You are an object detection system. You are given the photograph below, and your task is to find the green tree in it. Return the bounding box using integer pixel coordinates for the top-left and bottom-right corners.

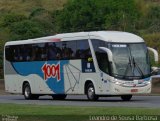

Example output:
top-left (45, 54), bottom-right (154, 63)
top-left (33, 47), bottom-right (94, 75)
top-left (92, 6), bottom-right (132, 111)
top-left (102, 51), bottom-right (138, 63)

top-left (95, 0), bottom-right (141, 32)
top-left (1, 11), bottom-right (54, 41)
top-left (54, 0), bottom-right (140, 33)
top-left (29, 7), bottom-right (55, 35)
top-left (9, 20), bottom-right (46, 40)
top-left (54, 0), bottom-right (105, 33)
top-left (2, 13), bottom-right (27, 27)
top-left (145, 6), bottom-right (160, 33)
top-left (0, 40), bottom-right (7, 78)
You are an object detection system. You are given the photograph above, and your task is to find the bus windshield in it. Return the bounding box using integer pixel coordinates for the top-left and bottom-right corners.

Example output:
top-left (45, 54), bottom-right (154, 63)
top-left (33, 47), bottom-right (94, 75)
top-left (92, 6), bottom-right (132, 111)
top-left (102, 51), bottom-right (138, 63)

top-left (109, 43), bottom-right (151, 79)
top-left (91, 40), bottom-right (151, 80)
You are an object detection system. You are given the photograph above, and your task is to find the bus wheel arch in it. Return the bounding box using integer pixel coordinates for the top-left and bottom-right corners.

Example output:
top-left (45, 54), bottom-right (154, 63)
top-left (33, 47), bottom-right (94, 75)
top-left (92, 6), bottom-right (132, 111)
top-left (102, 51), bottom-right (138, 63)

top-left (22, 81), bottom-right (29, 95)
top-left (22, 81), bottom-right (39, 100)
top-left (84, 80), bottom-right (99, 101)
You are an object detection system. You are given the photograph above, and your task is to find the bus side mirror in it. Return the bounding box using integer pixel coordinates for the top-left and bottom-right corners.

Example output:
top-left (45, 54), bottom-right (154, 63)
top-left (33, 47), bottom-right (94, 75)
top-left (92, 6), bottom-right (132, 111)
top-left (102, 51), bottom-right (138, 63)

top-left (147, 47), bottom-right (158, 63)
top-left (151, 66), bottom-right (159, 75)
top-left (99, 47), bottom-right (113, 62)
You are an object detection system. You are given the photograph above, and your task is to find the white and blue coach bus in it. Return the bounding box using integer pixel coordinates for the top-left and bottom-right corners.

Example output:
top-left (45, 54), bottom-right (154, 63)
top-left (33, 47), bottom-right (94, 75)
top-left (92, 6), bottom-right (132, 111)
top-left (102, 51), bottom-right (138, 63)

top-left (4, 31), bottom-right (159, 101)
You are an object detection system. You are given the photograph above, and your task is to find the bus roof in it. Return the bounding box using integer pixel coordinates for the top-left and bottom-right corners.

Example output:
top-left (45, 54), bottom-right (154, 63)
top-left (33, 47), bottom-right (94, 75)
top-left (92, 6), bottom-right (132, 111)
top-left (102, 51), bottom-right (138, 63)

top-left (5, 31), bottom-right (144, 46)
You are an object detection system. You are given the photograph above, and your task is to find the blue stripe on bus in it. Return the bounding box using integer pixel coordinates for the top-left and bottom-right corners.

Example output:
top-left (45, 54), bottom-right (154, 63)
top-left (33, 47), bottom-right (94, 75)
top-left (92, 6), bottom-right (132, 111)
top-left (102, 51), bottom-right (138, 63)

top-left (12, 60), bottom-right (69, 94)
top-left (143, 77), bottom-right (151, 81)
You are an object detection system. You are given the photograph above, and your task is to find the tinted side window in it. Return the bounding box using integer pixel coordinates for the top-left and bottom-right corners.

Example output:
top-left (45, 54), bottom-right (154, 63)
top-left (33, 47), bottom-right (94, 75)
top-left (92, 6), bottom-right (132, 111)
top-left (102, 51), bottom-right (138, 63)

top-left (76, 40), bottom-right (91, 59)
top-left (61, 41), bottom-right (76, 59)
top-left (92, 39), bottom-right (109, 74)
top-left (31, 43), bottom-right (47, 61)
top-left (5, 40), bottom-right (92, 62)
top-left (47, 42), bottom-right (62, 60)
top-left (5, 45), bottom-right (25, 62)
top-left (19, 44), bottom-right (32, 61)
top-left (5, 46), bottom-right (14, 61)
top-left (92, 39), bottom-right (106, 51)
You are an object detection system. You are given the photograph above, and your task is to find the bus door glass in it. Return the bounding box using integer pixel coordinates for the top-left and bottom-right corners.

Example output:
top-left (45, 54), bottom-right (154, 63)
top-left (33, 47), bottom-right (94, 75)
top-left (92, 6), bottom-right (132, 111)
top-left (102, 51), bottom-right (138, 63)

top-left (77, 40), bottom-right (95, 73)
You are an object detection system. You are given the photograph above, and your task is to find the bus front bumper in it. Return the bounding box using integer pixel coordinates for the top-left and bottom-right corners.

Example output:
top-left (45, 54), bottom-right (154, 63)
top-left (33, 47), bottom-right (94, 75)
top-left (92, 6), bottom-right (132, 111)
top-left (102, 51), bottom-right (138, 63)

top-left (109, 80), bottom-right (151, 95)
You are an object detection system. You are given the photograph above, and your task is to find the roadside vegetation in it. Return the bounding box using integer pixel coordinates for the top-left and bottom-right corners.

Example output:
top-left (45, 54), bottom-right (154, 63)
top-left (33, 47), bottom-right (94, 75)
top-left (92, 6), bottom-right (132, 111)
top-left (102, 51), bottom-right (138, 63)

top-left (0, 0), bottom-right (160, 78)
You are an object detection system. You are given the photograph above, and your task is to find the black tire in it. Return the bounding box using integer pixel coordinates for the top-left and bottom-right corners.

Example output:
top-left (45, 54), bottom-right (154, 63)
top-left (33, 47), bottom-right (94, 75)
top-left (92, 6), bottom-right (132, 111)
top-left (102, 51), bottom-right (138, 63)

top-left (121, 95), bottom-right (132, 101)
top-left (52, 94), bottom-right (67, 100)
top-left (86, 83), bottom-right (98, 101)
top-left (23, 83), bottom-right (39, 100)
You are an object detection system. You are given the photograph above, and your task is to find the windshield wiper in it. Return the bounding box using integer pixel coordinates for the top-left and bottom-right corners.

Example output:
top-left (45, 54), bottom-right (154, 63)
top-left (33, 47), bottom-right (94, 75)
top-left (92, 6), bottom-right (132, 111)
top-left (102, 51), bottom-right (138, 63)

top-left (123, 56), bottom-right (144, 79)
top-left (123, 57), bottom-right (132, 79)
top-left (132, 57), bottom-right (144, 78)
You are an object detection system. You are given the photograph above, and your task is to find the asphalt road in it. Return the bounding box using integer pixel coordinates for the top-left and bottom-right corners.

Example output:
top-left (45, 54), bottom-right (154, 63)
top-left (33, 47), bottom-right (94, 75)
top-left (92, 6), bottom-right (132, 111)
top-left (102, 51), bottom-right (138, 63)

top-left (0, 95), bottom-right (160, 108)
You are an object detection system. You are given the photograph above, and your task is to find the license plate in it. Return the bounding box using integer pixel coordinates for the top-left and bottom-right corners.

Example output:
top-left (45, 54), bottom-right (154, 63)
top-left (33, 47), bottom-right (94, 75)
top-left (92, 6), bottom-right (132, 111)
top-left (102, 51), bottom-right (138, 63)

top-left (131, 89), bottom-right (138, 92)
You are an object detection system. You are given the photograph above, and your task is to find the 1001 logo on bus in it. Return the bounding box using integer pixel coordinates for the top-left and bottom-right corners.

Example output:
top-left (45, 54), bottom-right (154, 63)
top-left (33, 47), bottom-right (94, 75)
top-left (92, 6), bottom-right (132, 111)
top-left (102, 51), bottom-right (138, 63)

top-left (42, 63), bottom-right (61, 81)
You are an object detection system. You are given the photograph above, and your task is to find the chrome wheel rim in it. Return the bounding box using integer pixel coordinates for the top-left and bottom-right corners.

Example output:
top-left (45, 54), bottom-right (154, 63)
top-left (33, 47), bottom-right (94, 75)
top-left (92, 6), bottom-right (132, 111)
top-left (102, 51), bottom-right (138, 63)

top-left (88, 87), bottom-right (94, 99)
top-left (25, 86), bottom-right (30, 98)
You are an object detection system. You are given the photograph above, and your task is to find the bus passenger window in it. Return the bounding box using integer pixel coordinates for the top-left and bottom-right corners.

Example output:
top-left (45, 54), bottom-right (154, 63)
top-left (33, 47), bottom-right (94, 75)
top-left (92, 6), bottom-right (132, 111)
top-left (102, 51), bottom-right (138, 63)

top-left (13, 47), bottom-right (18, 61)
top-left (36, 47), bottom-right (41, 60)
top-left (30, 43), bottom-right (46, 61)
top-left (55, 42), bottom-right (62, 59)
top-left (5, 46), bottom-right (14, 62)
top-left (47, 43), bottom-right (57, 60)
top-left (47, 42), bottom-right (62, 60)
top-left (36, 48), bottom-right (40, 61)
top-left (62, 42), bottom-right (74, 59)
top-left (31, 45), bottom-right (38, 61)
top-left (76, 40), bottom-right (91, 59)
top-left (23, 45), bottom-right (31, 61)
top-left (19, 45), bottom-right (31, 61)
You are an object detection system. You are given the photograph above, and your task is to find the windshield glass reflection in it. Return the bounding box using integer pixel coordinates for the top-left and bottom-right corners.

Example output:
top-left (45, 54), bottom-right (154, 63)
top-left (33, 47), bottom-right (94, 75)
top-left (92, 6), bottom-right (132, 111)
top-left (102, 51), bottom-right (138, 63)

top-left (109, 43), bottom-right (150, 79)
top-left (92, 39), bottom-right (151, 80)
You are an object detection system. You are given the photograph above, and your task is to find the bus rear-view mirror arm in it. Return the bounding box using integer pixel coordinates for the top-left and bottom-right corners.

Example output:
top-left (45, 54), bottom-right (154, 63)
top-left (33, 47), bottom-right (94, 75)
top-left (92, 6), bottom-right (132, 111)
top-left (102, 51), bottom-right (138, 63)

top-left (99, 47), bottom-right (113, 62)
top-left (147, 47), bottom-right (158, 63)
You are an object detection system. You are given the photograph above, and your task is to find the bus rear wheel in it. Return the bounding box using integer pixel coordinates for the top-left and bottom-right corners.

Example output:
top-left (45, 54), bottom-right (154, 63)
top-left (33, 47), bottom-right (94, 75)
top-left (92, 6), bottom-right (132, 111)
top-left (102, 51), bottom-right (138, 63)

top-left (52, 94), bottom-right (67, 100)
top-left (23, 83), bottom-right (39, 100)
top-left (87, 83), bottom-right (98, 101)
top-left (121, 95), bottom-right (132, 101)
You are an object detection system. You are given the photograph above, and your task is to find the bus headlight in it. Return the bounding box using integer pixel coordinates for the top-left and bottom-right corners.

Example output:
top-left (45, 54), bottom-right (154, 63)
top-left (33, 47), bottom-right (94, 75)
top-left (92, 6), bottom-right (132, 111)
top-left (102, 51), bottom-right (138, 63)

top-left (115, 81), bottom-right (121, 85)
top-left (146, 81), bottom-right (151, 84)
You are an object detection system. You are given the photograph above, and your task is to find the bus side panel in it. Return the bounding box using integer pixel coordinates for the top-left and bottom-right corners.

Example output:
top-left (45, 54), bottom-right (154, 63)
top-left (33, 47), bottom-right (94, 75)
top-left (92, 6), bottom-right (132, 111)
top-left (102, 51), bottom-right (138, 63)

top-left (4, 60), bottom-right (23, 93)
top-left (5, 58), bottom-right (110, 95)
top-left (5, 74), bottom-right (54, 95)
top-left (5, 75), bottom-right (19, 93)
top-left (32, 74), bottom-right (53, 94)
top-left (80, 73), bottom-right (104, 95)
top-left (5, 59), bottom-right (79, 95)
top-left (15, 61), bottom-right (67, 94)
top-left (63, 60), bottom-right (104, 95)
top-left (64, 60), bottom-right (81, 94)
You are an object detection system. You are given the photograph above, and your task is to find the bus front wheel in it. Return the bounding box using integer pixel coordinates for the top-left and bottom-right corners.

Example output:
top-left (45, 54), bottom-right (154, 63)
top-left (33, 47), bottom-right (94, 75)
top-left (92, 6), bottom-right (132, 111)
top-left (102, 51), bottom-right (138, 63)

top-left (121, 95), bottom-right (132, 101)
top-left (87, 83), bottom-right (98, 101)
